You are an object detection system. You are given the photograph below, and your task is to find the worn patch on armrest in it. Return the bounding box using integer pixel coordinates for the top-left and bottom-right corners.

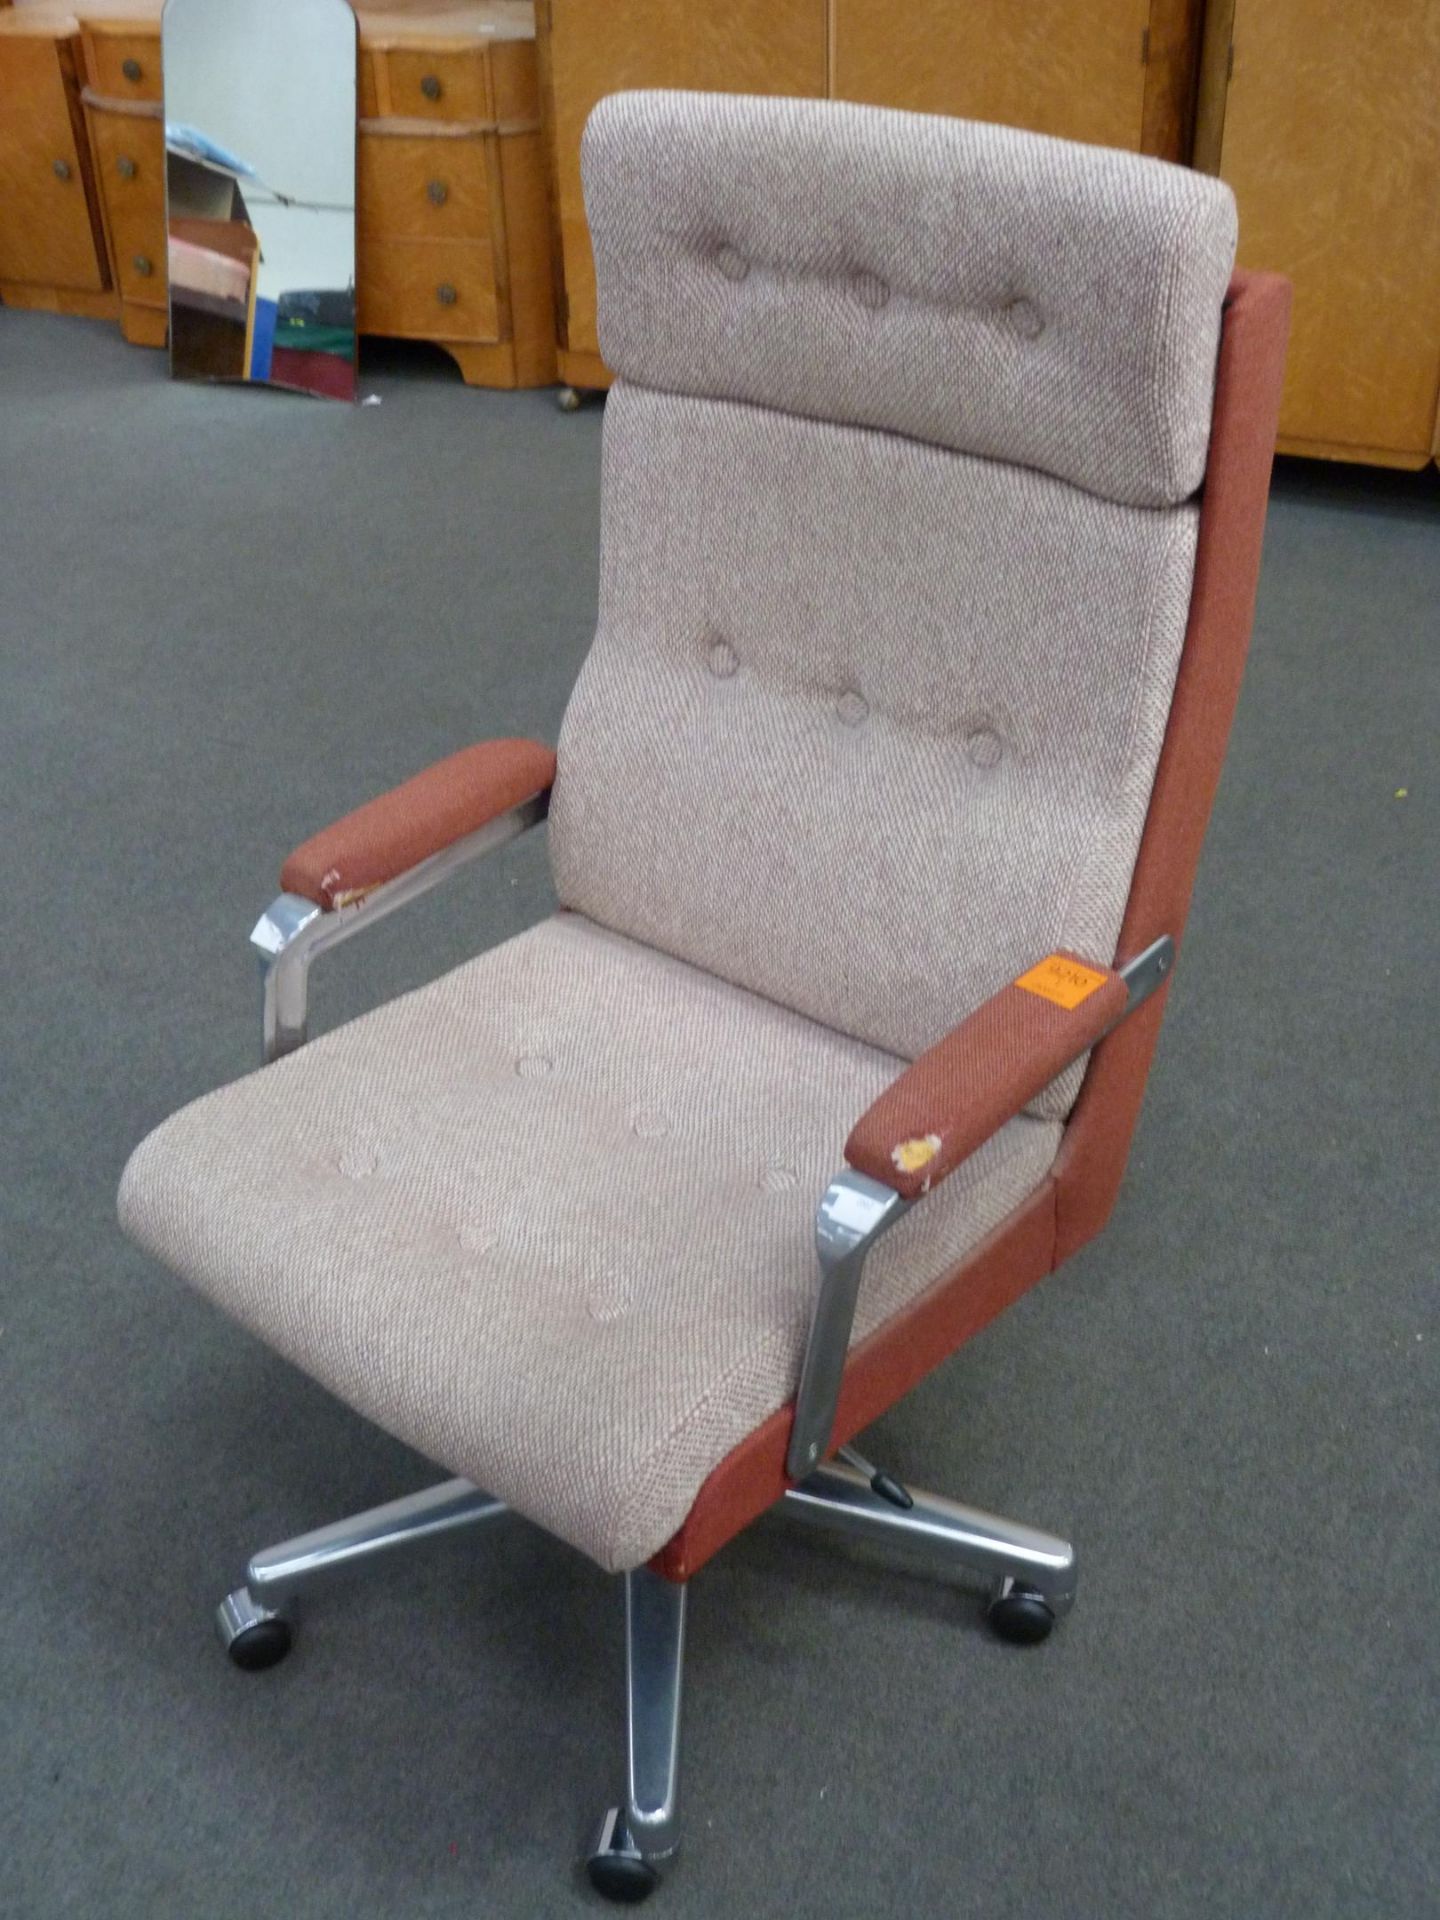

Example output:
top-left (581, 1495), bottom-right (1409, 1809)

top-left (1013, 954), bottom-right (1110, 1010)
top-left (891, 1134), bottom-right (941, 1176)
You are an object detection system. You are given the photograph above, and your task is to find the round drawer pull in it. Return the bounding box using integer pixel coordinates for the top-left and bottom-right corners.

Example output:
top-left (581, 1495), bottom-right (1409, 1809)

top-left (121, 57), bottom-right (143, 81)
top-left (420, 73), bottom-right (442, 101)
top-left (117, 155), bottom-right (137, 181)
top-left (133, 254), bottom-right (153, 278)
top-left (427, 179), bottom-right (448, 206)
top-left (53, 158), bottom-right (72, 182)
top-left (436, 282), bottom-right (458, 306)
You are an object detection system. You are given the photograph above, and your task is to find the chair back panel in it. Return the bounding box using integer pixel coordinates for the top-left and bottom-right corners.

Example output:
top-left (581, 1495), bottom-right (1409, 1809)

top-left (553, 385), bottom-right (1198, 1102)
top-left (551, 92), bottom-right (1238, 1109)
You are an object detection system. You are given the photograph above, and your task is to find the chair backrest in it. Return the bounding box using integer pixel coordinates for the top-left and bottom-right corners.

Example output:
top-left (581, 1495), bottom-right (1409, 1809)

top-left (549, 91), bottom-right (1238, 1119)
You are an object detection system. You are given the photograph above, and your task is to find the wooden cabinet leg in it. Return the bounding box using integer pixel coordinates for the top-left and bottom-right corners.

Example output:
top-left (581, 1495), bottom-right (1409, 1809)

top-left (120, 302), bottom-right (167, 348)
top-left (437, 339), bottom-right (517, 388)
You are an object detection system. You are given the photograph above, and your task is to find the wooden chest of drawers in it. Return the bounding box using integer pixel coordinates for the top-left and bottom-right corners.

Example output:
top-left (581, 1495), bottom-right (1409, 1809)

top-left (0, 7), bottom-right (115, 323)
top-left (0, 0), bottom-right (555, 388)
top-left (355, 3), bottom-right (555, 386)
top-left (77, 12), bottom-right (166, 345)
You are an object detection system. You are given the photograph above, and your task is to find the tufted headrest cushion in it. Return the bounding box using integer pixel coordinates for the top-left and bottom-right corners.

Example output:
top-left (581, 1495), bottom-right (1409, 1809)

top-left (583, 91), bottom-right (1238, 507)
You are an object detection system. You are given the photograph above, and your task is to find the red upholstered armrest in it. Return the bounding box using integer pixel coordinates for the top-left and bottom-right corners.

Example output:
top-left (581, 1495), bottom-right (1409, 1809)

top-left (845, 952), bottom-right (1129, 1199)
top-left (280, 738), bottom-right (556, 911)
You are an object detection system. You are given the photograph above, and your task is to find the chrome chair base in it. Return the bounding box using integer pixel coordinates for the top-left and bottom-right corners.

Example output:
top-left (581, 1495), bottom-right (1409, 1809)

top-left (214, 1457), bottom-right (1074, 1902)
top-left (780, 1458), bottom-right (1077, 1627)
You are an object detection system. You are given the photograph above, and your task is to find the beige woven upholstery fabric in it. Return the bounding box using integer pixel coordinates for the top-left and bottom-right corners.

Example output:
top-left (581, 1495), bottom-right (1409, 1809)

top-left (583, 91), bottom-right (1236, 507)
top-left (550, 387), bottom-right (1198, 1115)
top-left (119, 916), bottom-right (1060, 1572)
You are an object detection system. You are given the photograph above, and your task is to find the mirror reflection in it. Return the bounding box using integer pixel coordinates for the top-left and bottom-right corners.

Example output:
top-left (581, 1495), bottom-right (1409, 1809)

top-left (163, 0), bottom-right (358, 400)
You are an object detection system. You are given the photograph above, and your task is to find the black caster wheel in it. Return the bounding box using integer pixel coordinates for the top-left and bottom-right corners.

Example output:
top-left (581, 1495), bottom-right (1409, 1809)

top-left (587, 1808), bottom-right (659, 1904)
top-left (227, 1616), bottom-right (293, 1671)
top-left (586, 1851), bottom-right (657, 1904)
top-left (987, 1583), bottom-right (1056, 1646)
top-left (216, 1589), bottom-right (293, 1670)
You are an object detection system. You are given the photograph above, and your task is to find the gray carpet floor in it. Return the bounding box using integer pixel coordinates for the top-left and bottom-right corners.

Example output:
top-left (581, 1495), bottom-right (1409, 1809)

top-left (2, 308), bottom-right (1436, 1920)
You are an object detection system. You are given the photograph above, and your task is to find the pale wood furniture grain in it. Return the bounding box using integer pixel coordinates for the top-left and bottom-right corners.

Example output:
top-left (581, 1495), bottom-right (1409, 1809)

top-left (1195, 0), bottom-right (1440, 467)
top-left (537, 0), bottom-right (1205, 397)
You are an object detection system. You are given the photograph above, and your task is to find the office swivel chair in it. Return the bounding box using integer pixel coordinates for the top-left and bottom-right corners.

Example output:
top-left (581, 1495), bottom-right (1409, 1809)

top-left (120, 91), bottom-right (1290, 1902)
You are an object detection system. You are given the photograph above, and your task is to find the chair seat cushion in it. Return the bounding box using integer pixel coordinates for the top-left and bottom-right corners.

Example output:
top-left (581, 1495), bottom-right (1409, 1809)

top-left (119, 914), bottom-right (1060, 1570)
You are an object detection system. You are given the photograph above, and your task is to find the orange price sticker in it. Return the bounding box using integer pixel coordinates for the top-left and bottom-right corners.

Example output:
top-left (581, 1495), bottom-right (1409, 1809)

top-left (1014, 953), bottom-right (1110, 1010)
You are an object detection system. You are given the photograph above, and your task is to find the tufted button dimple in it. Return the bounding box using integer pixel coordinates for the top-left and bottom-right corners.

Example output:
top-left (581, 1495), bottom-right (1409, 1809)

top-left (707, 639), bottom-right (739, 679)
top-left (1004, 296), bottom-right (1044, 340)
top-left (714, 244), bottom-right (749, 283)
top-left (338, 1144), bottom-right (379, 1179)
top-left (966, 725), bottom-right (1005, 769)
top-left (835, 690), bottom-right (869, 728)
top-left (631, 1109), bottom-right (672, 1141)
top-left (516, 1052), bottom-right (553, 1079)
top-left (456, 1223), bottom-right (498, 1256)
top-left (850, 271), bottom-right (890, 312)
top-left (759, 1165), bottom-right (798, 1193)
top-left (586, 1256), bottom-right (636, 1322)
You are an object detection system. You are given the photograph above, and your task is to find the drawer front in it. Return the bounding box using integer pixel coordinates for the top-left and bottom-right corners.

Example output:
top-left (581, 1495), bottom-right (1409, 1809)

top-left (381, 48), bottom-right (489, 123)
top-left (0, 37), bottom-right (106, 291)
top-left (86, 30), bottom-right (162, 103)
top-left (89, 110), bottom-right (166, 304)
top-left (358, 134), bottom-right (493, 243)
top-left (359, 237), bottom-right (500, 343)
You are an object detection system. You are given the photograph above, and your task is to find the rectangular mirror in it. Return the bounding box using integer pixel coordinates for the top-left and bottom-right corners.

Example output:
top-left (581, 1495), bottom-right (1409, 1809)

top-left (163, 0), bottom-right (358, 401)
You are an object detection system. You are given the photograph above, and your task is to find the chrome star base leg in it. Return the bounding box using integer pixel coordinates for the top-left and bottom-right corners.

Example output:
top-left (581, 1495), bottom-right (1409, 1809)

top-left (781, 1459), bottom-right (1077, 1643)
top-left (216, 1477), bottom-right (507, 1669)
top-left (587, 1567), bottom-right (687, 1905)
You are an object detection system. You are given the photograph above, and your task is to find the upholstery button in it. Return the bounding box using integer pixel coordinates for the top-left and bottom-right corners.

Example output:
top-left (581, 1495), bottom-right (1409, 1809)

top-left (338, 1144), bottom-right (378, 1179)
top-left (850, 271), bottom-right (890, 311)
top-left (714, 244), bottom-right (749, 283)
top-left (1005, 297), bottom-right (1044, 340)
top-left (966, 726), bottom-right (1005, 768)
top-left (708, 639), bottom-right (738, 679)
top-left (759, 1165), bottom-right (798, 1193)
top-left (516, 1052), bottom-right (553, 1079)
top-left (456, 1223), bottom-right (497, 1256)
top-left (836, 690), bottom-right (869, 727)
top-left (631, 1109), bottom-right (672, 1140)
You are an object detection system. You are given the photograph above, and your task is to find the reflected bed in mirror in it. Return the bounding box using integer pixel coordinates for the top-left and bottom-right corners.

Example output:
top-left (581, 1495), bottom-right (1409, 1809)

top-left (163, 0), bottom-right (358, 401)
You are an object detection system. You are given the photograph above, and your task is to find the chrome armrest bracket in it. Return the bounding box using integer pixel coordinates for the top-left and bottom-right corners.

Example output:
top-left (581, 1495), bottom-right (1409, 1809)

top-left (1118, 934), bottom-right (1174, 1013)
top-left (786, 1170), bottom-right (910, 1481)
top-left (784, 934), bottom-right (1176, 1480)
top-left (249, 792), bottom-right (550, 1063)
